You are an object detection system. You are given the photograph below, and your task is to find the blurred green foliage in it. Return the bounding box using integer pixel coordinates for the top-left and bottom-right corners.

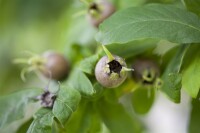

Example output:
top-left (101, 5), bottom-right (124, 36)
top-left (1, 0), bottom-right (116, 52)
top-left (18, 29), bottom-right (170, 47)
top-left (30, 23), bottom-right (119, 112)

top-left (0, 0), bottom-right (181, 94)
top-left (0, 0), bottom-right (199, 133)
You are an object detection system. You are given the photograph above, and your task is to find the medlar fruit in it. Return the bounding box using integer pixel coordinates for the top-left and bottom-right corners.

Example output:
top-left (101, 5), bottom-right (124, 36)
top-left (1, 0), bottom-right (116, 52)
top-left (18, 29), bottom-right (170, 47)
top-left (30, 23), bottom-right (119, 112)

top-left (132, 59), bottom-right (160, 85)
top-left (88, 0), bottom-right (115, 27)
top-left (41, 51), bottom-right (70, 81)
top-left (14, 51), bottom-right (70, 81)
top-left (95, 55), bottom-right (127, 88)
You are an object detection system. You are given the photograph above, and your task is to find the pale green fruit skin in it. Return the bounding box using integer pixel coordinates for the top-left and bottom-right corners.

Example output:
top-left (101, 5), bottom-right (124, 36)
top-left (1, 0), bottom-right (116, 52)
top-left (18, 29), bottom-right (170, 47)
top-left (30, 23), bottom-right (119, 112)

top-left (95, 55), bottom-right (127, 88)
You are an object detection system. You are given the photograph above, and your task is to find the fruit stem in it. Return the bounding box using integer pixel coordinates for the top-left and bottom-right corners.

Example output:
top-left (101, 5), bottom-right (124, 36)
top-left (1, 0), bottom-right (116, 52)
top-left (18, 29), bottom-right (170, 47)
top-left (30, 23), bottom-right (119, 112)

top-left (123, 67), bottom-right (134, 71)
top-left (102, 45), bottom-right (115, 61)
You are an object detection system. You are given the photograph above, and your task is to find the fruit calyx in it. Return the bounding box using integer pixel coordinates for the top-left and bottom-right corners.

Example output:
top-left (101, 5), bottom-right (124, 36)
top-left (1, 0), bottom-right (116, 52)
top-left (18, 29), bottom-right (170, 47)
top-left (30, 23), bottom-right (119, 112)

top-left (88, 2), bottom-right (101, 18)
top-left (107, 59), bottom-right (122, 75)
top-left (41, 91), bottom-right (56, 108)
top-left (142, 68), bottom-right (156, 85)
top-left (89, 2), bottom-right (100, 12)
top-left (36, 90), bottom-right (57, 108)
top-left (102, 45), bottom-right (133, 76)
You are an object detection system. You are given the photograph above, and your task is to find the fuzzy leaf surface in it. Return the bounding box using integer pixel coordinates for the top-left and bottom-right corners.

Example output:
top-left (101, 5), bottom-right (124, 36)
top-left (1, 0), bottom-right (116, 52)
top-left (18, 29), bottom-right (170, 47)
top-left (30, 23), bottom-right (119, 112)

top-left (0, 89), bottom-right (42, 128)
top-left (53, 86), bottom-right (81, 126)
top-left (27, 108), bottom-right (54, 133)
top-left (79, 54), bottom-right (99, 75)
top-left (67, 69), bottom-right (95, 96)
top-left (96, 4), bottom-right (200, 45)
top-left (161, 45), bottom-right (189, 103)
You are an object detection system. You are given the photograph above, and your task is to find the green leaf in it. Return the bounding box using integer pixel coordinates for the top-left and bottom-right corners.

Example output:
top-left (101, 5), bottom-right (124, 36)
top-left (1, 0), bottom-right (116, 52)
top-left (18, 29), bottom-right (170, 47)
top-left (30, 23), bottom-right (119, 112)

top-left (161, 45), bottom-right (189, 103)
top-left (162, 73), bottom-right (182, 102)
top-left (0, 89), bottom-right (42, 128)
top-left (67, 69), bottom-right (95, 96)
top-left (153, 40), bottom-right (179, 56)
top-left (131, 87), bottom-right (155, 114)
top-left (53, 86), bottom-right (81, 126)
top-left (188, 93), bottom-right (200, 133)
top-left (65, 44), bottom-right (93, 65)
top-left (184, 0), bottom-right (200, 16)
top-left (107, 39), bottom-right (157, 58)
top-left (79, 54), bottom-right (100, 75)
top-left (66, 101), bottom-right (102, 133)
top-left (65, 15), bottom-right (97, 46)
top-left (27, 108), bottom-right (54, 133)
top-left (91, 82), bottom-right (104, 100)
top-left (96, 4), bottom-right (200, 45)
top-left (116, 0), bottom-right (146, 8)
top-left (97, 99), bottom-right (143, 133)
top-left (182, 51), bottom-right (200, 98)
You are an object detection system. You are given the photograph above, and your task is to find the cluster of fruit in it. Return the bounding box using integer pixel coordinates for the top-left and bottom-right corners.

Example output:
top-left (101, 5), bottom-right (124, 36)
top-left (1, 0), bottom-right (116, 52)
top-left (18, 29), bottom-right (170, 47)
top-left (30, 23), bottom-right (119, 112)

top-left (15, 0), bottom-right (160, 108)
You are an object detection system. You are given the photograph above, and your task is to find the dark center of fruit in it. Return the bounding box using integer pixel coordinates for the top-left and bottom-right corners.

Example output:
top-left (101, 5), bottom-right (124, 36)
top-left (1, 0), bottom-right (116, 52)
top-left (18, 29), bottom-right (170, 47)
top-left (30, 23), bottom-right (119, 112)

top-left (108, 60), bottom-right (122, 74)
top-left (89, 3), bottom-right (100, 12)
top-left (147, 72), bottom-right (152, 78)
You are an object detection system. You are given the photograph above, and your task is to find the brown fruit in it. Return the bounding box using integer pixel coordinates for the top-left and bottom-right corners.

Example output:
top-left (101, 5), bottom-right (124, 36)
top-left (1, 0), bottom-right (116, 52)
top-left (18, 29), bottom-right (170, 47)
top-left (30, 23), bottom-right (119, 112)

top-left (88, 0), bottom-right (115, 27)
top-left (42, 51), bottom-right (70, 81)
top-left (132, 59), bottom-right (160, 85)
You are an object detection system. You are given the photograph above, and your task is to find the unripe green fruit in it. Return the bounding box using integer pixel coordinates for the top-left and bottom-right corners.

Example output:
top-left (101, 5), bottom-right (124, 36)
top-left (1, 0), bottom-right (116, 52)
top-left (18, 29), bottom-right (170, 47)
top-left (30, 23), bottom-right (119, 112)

top-left (88, 0), bottom-right (115, 27)
top-left (132, 59), bottom-right (160, 85)
top-left (95, 55), bottom-right (127, 88)
top-left (42, 51), bottom-right (70, 81)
